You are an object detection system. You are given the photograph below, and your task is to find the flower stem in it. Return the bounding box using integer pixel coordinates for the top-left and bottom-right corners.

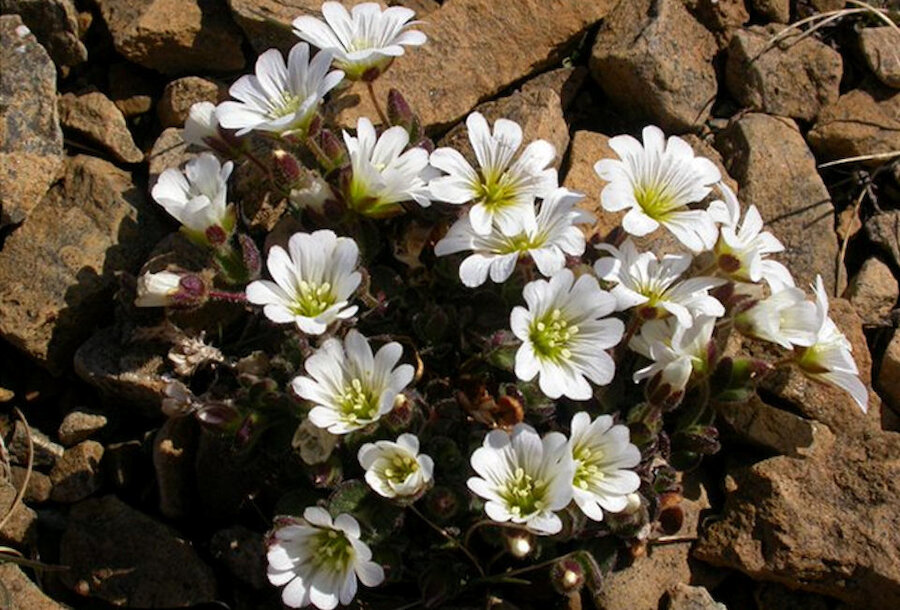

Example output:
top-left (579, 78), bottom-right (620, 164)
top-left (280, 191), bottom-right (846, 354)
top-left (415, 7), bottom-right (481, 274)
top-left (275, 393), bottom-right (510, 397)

top-left (409, 505), bottom-right (485, 577)
top-left (208, 290), bottom-right (248, 303)
top-left (463, 519), bottom-right (530, 550)
top-left (366, 81), bottom-right (389, 126)
top-left (473, 554), bottom-right (571, 585)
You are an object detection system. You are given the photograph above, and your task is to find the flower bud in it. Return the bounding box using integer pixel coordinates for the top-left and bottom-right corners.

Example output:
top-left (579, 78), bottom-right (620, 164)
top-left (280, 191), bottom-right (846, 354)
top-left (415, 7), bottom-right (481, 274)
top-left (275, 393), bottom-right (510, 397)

top-left (424, 486), bottom-right (461, 522)
top-left (272, 149), bottom-right (304, 189)
top-left (550, 557), bottom-right (585, 596)
top-left (316, 128), bottom-right (347, 169)
top-left (237, 233), bottom-right (261, 280)
top-left (504, 531), bottom-right (535, 559)
top-left (135, 271), bottom-right (207, 308)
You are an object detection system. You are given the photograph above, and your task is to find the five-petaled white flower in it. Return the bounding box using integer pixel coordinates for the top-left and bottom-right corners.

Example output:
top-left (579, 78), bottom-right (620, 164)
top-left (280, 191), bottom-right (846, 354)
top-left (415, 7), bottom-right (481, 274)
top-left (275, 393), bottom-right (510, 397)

top-left (358, 433), bottom-right (434, 500)
top-left (707, 182), bottom-right (794, 291)
top-left (794, 276), bottom-right (868, 411)
top-left (429, 113), bottom-right (557, 236)
top-left (267, 507), bottom-right (385, 610)
top-left (293, 1), bottom-right (426, 81)
top-left (568, 412), bottom-right (642, 522)
top-left (434, 188), bottom-right (592, 287)
top-left (594, 125), bottom-right (720, 252)
top-left (594, 239), bottom-right (724, 328)
top-left (736, 286), bottom-right (818, 349)
top-left (630, 316), bottom-right (717, 403)
top-left (291, 329), bottom-right (415, 434)
top-left (467, 423), bottom-right (575, 535)
top-left (151, 153), bottom-right (236, 246)
top-left (246, 230), bottom-right (361, 335)
top-left (510, 269), bottom-right (624, 401)
top-left (216, 42), bottom-right (343, 137)
top-left (343, 117), bottom-right (433, 217)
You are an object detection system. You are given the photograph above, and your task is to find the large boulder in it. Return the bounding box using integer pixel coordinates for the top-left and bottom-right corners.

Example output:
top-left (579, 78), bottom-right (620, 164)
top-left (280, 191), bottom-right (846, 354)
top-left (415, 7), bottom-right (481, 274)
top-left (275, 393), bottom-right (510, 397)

top-left (0, 0), bottom-right (86, 66)
top-left (0, 15), bottom-right (64, 227)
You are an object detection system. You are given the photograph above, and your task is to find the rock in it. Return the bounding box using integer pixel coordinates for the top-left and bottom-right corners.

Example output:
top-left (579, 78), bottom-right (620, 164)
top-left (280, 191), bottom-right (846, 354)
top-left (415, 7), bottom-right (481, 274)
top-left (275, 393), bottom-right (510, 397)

top-left (439, 87), bottom-right (569, 171)
top-left (589, 0), bottom-right (718, 133)
top-left (58, 90), bottom-right (144, 164)
top-left (210, 525), bottom-right (267, 589)
top-left (109, 62), bottom-right (156, 117)
top-left (74, 325), bottom-right (170, 417)
top-left (228, 0), bottom-right (439, 55)
top-left (715, 113), bottom-right (839, 293)
top-left (153, 417), bottom-right (197, 519)
top-left (667, 583), bottom-right (725, 610)
top-left (9, 466), bottom-right (52, 504)
top-left (0, 156), bottom-right (164, 374)
top-left (0, 15), bottom-right (64, 227)
top-left (8, 419), bottom-right (64, 468)
top-left (49, 440), bottom-right (104, 503)
top-left (148, 127), bottom-right (192, 191)
top-left (158, 76), bottom-right (225, 128)
top-left (520, 66), bottom-right (588, 112)
top-left (60, 495), bottom-right (217, 606)
top-left (725, 25), bottom-right (842, 122)
top-left (682, 0), bottom-right (749, 48)
top-left (846, 257), bottom-right (897, 326)
top-left (694, 430), bottom-right (900, 609)
top-left (748, 0), bottom-right (789, 23)
top-left (860, 26), bottom-right (900, 89)
top-left (0, 563), bottom-right (68, 610)
top-left (866, 211), bottom-right (900, 270)
top-left (338, 0), bottom-right (619, 131)
top-left (877, 328), bottom-right (900, 412)
top-left (58, 409), bottom-right (108, 446)
top-left (562, 130), bottom-right (619, 242)
top-left (96, 0), bottom-right (245, 75)
top-left (0, 0), bottom-right (87, 66)
top-left (807, 81), bottom-right (900, 165)
top-left (0, 480), bottom-right (37, 546)
top-left (717, 395), bottom-right (826, 458)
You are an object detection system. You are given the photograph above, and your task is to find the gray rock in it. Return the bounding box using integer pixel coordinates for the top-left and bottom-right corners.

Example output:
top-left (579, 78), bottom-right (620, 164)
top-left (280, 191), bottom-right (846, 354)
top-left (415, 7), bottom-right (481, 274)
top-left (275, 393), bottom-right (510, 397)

top-left (0, 16), bottom-right (64, 227)
top-left (0, 0), bottom-right (87, 66)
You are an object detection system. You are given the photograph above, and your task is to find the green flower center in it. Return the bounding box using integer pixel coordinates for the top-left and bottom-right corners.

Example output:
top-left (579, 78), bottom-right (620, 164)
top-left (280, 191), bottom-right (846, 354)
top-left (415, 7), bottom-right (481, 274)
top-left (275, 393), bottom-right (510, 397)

top-left (338, 378), bottom-right (379, 424)
top-left (498, 232), bottom-right (542, 254)
top-left (500, 467), bottom-right (547, 518)
top-left (382, 454), bottom-right (419, 485)
top-left (312, 530), bottom-right (353, 571)
top-left (573, 445), bottom-right (605, 490)
top-left (529, 308), bottom-right (578, 361)
top-left (475, 170), bottom-right (517, 212)
top-left (291, 280), bottom-right (335, 317)
top-left (634, 183), bottom-right (676, 220)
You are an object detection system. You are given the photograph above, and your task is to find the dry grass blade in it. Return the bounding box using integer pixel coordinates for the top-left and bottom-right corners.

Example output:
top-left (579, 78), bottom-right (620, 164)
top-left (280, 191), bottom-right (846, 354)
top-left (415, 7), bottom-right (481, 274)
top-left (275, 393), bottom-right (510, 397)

top-left (0, 407), bottom-right (33, 534)
top-left (847, 0), bottom-right (900, 36)
top-left (835, 187), bottom-right (868, 296)
top-left (818, 150), bottom-right (900, 168)
top-left (762, 2), bottom-right (897, 57)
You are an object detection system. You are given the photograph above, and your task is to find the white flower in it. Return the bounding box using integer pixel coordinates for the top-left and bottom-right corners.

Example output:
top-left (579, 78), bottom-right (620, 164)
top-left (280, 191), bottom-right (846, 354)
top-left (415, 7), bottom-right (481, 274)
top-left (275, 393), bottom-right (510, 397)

top-left (434, 188), bottom-right (592, 287)
top-left (216, 43), bottom-right (343, 137)
top-left (510, 269), bottom-right (624, 400)
top-left (707, 182), bottom-right (794, 291)
top-left (343, 117), bottom-right (433, 217)
top-left (183, 101), bottom-right (220, 149)
top-left (568, 412), bottom-right (641, 522)
top-left (267, 506), bottom-right (384, 610)
top-left (736, 286), bottom-right (818, 349)
top-left (246, 230), bottom-right (361, 334)
top-left (135, 271), bottom-right (182, 307)
top-left (291, 329), bottom-right (414, 434)
top-left (429, 113), bottom-right (557, 235)
top-left (358, 433), bottom-right (434, 500)
top-left (467, 423), bottom-right (575, 535)
top-left (293, 2), bottom-right (426, 81)
top-left (151, 153), bottom-right (235, 244)
top-left (594, 239), bottom-right (724, 328)
top-left (594, 125), bottom-right (720, 252)
top-left (795, 276), bottom-right (868, 411)
top-left (630, 316), bottom-right (717, 401)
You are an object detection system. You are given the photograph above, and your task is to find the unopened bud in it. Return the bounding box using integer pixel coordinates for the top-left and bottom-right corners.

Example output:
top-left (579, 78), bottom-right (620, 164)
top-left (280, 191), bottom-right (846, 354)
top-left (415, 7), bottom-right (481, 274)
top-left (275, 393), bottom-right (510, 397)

top-left (317, 129), bottom-right (347, 169)
top-left (238, 233), bottom-right (261, 280)
top-left (387, 88), bottom-right (418, 134)
top-left (505, 531), bottom-right (534, 559)
top-left (135, 271), bottom-right (207, 308)
top-left (310, 455), bottom-right (343, 488)
top-left (272, 149), bottom-right (304, 189)
top-left (424, 486), bottom-right (461, 522)
top-left (204, 224), bottom-right (228, 247)
top-left (550, 555), bottom-right (592, 596)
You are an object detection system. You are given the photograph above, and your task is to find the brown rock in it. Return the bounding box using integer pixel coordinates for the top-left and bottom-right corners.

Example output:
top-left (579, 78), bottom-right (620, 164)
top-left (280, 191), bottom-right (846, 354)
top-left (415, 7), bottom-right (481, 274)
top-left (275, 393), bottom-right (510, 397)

top-left (96, 0), bottom-right (245, 75)
top-left (60, 495), bottom-right (217, 606)
top-left (0, 0), bottom-right (87, 66)
top-left (667, 583), bottom-right (725, 610)
top-left (877, 328), bottom-right (900, 412)
top-left (694, 430), bottom-right (900, 609)
top-left (158, 76), bottom-right (225, 128)
top-left (590, 0), bottom-right (718, 133)
top-left (866, 210), bottom-right (900, 270)
top-left (520, 66), bottom-right (588, 112)
top-left (562, 130), bottom-right (620, 242)
top-left (0, 156), bottom-right (164, 374)
top-left (0, 563), bottom-right (68, 610)
top-left (717, 395), bottom-right (827, 457)
top-left (715, 113), bottom-right (839, 293)
top-left (153, 417), bottom-right (197, 518)
top-left (748, 0), bottom-right (789, 23)
top-left (58, 409), bottom-right (108, 446)
top-left (148, 127), bottom-right (192, 191)
top-left (58, 90), bottom-right (144, 164)
top-left (0, 15), bottom-right (64, 227)
top-left (0, 480), bottom-right (37, 546)
top-left (9, 466), bottom-right (53, 504)
top-left (109, 62), bottom-right (156, 117)
top-left (860, 26), bottom-right (900, 89)
top-left (338, 0), bottom-right (618, 131)
top-left (845, 257), bottom-right (897, 326)
top-left (726, 25), bottom-right (842, 122)
top-left (808, 81), bottom-right (900, 165)
top-left (49, 440), bottom-right (104, 503)
top-left (682, 0), bottom-right (749, 48)
top-left (8, 419), bottom-right (64, 468)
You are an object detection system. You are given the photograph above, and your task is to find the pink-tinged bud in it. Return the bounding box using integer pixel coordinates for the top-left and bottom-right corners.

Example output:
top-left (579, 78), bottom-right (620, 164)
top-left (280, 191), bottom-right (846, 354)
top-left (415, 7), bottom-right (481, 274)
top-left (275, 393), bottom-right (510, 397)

top-left (387, 89), bottom-right (414, 126)
top-left (205, 225), bottom-right (228, 247)
top-left (238, 234), bottom-right (261, 280)
top-left (135, 271), bottom-right (207, 308)
top-left (272, 149), bottom-right (303, 188)
top-left (318, 129), bottom-right (347, 168)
